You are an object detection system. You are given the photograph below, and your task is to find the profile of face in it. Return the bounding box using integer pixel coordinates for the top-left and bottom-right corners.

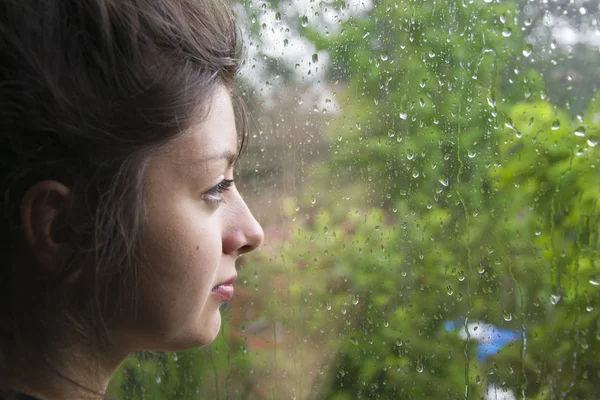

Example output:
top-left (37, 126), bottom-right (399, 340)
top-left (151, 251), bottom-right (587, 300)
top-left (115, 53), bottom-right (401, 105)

top-left (114, 86), bottom-right (264, 352)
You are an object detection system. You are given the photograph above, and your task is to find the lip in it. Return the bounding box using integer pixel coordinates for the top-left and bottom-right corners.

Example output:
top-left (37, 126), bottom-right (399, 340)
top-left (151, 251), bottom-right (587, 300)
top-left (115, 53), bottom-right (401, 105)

top-left (211, 275), bottom-right (237, 302)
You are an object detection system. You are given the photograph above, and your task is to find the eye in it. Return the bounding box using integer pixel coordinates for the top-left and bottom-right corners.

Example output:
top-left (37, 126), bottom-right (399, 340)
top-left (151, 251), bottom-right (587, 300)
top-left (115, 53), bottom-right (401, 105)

top-left (202, 179), bottom-right (234, 204)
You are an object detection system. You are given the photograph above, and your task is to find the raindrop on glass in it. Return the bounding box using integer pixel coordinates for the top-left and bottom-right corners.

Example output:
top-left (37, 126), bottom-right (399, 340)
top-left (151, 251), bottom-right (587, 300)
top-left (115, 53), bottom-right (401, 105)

top-left (300, 15), bottom-right (309, 27)
top-left (574, 126), bottom-right (586, 137)
top-left (505, 118), bottom-right (515, 130)
top-left (416, 358), bottom-right (424, 373)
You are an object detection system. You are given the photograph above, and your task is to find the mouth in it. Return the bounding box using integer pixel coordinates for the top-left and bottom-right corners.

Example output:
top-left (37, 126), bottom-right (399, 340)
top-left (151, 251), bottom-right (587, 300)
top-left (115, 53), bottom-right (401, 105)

top-left (211, 276), bottom-right (236, 302)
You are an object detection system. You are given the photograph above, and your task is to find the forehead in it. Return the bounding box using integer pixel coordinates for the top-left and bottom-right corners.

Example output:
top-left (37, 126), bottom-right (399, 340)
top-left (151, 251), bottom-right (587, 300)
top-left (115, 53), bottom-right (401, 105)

top-left (163, 86), bottom-right (238, 165)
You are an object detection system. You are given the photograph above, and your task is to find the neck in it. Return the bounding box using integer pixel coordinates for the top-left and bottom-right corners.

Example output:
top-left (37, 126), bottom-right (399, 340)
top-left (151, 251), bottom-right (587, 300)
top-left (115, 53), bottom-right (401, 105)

top-left (2, 336), bottom-right (128, 400)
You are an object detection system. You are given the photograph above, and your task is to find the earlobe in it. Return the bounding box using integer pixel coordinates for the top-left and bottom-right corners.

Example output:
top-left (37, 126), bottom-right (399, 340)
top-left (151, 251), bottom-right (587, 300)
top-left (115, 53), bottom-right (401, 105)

top-left (20, 180), bottom-right (72, 271)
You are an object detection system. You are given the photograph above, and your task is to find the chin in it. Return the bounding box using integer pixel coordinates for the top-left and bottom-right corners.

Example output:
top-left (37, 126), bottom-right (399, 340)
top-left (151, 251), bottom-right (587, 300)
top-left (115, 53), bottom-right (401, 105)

top-left (190, 307), bottom-right (223, 348)
top-left (145, 308), bottom-right (223, 352)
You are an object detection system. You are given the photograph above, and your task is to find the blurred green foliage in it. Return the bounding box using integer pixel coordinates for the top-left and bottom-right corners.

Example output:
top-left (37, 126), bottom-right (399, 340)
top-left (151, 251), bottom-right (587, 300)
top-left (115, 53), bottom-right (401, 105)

top-left (109, 0), bottom-right (600, 398)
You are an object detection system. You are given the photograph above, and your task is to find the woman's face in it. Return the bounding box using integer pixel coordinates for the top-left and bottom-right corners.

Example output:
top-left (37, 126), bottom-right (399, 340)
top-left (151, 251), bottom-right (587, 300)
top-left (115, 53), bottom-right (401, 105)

top-left (116, 86), bottom-right (264, 351)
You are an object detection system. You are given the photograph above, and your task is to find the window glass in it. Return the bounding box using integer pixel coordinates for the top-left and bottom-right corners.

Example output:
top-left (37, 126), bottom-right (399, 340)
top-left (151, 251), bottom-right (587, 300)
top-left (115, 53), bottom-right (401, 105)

top-left (108, 0), bottom-right (600, 398)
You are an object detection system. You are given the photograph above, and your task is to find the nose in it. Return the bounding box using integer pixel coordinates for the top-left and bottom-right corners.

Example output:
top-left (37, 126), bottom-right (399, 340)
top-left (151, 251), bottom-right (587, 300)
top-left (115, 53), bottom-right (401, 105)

top-left (222, 192), bottom-right (264, 256)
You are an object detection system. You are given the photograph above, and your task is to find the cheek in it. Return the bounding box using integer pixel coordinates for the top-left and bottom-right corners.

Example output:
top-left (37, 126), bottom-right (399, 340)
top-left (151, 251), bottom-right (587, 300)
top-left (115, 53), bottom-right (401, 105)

top-left (136, 205), bottom-right (224, 324)
top-left (150, 211), bottom-right (223, 289)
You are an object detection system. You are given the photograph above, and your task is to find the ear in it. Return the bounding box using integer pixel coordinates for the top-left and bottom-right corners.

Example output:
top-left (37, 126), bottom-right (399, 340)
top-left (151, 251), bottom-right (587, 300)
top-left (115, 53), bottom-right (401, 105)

top-left (20, 180), bottom-right (73, 271)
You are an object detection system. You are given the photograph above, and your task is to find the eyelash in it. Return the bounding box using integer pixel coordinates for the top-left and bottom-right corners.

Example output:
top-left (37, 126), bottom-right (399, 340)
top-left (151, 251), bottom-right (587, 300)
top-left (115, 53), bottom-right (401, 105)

top-left (203, 179), bottom-right (234, 204)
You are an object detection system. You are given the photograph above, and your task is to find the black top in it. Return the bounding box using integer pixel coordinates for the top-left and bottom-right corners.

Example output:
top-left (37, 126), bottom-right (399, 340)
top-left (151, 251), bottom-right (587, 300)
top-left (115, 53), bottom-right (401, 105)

top-left (2, 392), bottom-right (40, 400)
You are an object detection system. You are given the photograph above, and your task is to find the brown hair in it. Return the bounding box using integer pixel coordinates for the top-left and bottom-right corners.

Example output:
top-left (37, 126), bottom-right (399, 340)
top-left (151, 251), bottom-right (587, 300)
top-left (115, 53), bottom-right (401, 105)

top-left (0, 0), bottom-right (245, 382)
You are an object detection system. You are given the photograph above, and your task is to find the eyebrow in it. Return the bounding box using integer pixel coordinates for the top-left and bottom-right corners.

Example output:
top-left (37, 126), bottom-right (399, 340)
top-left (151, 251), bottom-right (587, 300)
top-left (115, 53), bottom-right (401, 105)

top-left (199, 150), bottom-right (238, 167)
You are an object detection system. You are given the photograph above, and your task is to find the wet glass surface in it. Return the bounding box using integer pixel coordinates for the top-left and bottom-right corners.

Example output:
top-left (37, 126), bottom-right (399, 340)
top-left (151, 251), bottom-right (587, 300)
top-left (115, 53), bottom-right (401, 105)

top-left (109, 1), bottom-right (600, 398)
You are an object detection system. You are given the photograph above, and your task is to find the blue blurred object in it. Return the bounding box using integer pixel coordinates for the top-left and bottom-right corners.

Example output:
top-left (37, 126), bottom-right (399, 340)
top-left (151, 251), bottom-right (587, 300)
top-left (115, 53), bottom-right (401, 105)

top-left (476, 328), bottom-right (521, 361)
top-left (444, 320), bottom-right (456, 332)
top-left (445, 319), bottom-right (523, 362)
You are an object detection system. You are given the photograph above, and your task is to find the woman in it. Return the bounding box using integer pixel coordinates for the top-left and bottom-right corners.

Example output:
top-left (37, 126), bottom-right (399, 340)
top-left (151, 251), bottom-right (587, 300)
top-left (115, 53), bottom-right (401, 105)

top-left (0, 0), bottom-right (264, 398)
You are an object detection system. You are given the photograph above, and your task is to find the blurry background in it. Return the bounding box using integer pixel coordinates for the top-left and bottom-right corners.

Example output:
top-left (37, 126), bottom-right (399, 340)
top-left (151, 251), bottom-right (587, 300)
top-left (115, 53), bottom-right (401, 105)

top-left (109, 0), bottom-right (600, 398)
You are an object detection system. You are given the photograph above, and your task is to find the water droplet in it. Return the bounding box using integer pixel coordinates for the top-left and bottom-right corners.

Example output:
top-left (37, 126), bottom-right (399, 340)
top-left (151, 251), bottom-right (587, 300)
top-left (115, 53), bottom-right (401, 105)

top-left (420, 79), bottom-right (428, 88)
top-left (283, 38), bottom-right (289, 47)
top-left (156, 376), bottom-right (162, 384)
top-left (587, 139), bottom-right (598, 147)
top-left (447, 285), bottom-right (454, 296)
top-left (326, 301), bottom-right (332, 311)
top-left (579, 6), bottom-right (587, 15)
top-left (502, 28), bottom-right (512, 37)
top-left (428, 51), bottom-right (436, 58)
top-left (522, 43), bottom-right (533, 58)
top-left (312, 53), bottom-right (319, 63)
top-left (439, 178), bottom-right (449, 187)
top-left (550, 294), bottom-right (561, 305)
top-left (486, 96), bottom-right (496, 108)
top-left (551, 120), bottom-right (561, 131)
top-left (586, 305), bottom-right (594, 312)
top-left (589, 277), bottom-right (600, 286)
top-left (399, 112), bottom-right (408, 120)
top-left (574, 126), bottom-right (586, 137)
top-left (300, 15), bottom-right (309, 27)
top-left (468, 151), bottom-right (477, 158)
top-left (505, 118), bottom-right (515, 130)
top-left (380, 50), bottom-right (389, 61)
top-left (503, 311), bottom-right (513, 322)
top-left (416, 358), bottom-right (424, 373)
top-left (458, 270), bottom-right (466, 282)
top-left (352, 295), bottom-right (359, 305)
